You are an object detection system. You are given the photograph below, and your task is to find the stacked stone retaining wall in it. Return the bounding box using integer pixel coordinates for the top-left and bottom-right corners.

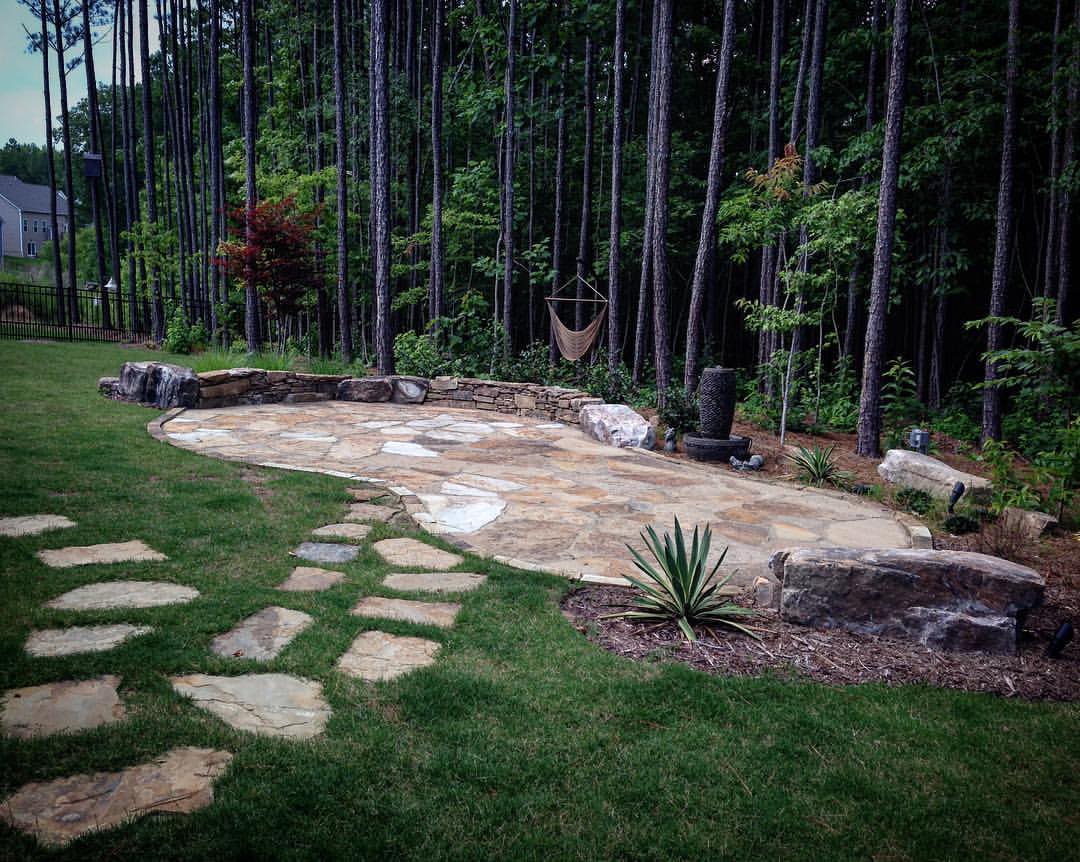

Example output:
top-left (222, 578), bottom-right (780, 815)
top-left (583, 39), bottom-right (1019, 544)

top-left (195, 368), bottom-right (349, 408)
top-left (424, 376), bottom-right (602, 423)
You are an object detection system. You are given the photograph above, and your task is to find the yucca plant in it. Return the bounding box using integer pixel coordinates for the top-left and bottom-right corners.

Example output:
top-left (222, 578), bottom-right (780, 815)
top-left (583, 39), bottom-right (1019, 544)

top-left (604, 517), bottom-right (758, 644)
top-left (787, 444), bottom-right (848, 487)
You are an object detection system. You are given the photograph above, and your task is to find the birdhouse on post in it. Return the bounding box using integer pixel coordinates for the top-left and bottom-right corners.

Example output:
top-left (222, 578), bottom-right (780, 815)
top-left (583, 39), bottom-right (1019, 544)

top-left (83, 153), bottom-right (103, 178)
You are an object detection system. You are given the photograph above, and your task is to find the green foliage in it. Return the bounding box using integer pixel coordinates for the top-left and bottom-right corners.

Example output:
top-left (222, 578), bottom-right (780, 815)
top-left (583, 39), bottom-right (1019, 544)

top-left (163, 306), bottom-right (209, 355)
top-left (604, 517), bottom-right (758, 644)
top-left (393, 330), bottom-right (449, 378)
top-left (895, 486), bottom-right (934, 516)
top-left (657, 384), bottom-right (699, 435)
top-left (975, 439), bottom-right (1042, 515)
top-left (882, 358), bottom-right (921, 448)
top-left (943, 513), bottom-right (980, 535)
top-left (787, 445), bottom-right (848, 488)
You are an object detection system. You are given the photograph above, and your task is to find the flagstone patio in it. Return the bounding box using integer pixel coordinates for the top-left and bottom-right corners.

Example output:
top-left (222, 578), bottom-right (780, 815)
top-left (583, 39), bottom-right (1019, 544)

top-left (155, 401), bottom-right (912, 585)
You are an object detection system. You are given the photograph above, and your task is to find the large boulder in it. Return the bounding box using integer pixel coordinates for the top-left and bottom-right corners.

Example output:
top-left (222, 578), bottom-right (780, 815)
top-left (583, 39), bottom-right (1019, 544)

top-left (390, 375), bottom-right (429, 404)
top-left (114, 362), bottom-right (199, 409)
top-left (773, 547), bottom-right (1044, 655)
top-left (338, 377), bottom-right (393, 402)
top-left (877, 449), bottom-right (991, 502)
top-left (579, 403), bottom-right (655, 449)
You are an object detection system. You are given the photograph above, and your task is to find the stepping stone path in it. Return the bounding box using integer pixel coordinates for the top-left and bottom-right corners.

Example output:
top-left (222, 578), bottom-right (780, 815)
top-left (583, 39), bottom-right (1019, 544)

top-left (374, 538), bottom-right (463, 569)
top-left (383, 572), bottom-right (487, 593)
top-left (46, 580), bottom-right (199, 611)
top-left (351, 596), bottom-right (460, 628)
top-left (345, 503), bottom-right (397, 523)
top-left (347, 487), bottom-right (391, 502)
top-left (171, 673), bottom-right (331, 739)
top-left (0, 747), bottom-right (232, 847)
top-left (25, 624), bottom-right (153, 657)
top-left (1, 676), bottom-right (125, 739)
top-left (0, 514), bottom-right (76, 537)
top-left (336, 631), bottom-right (440, 682)
top-left (37, 540), bottom-right (167, 568)
top-left (292, 541), bottom-right (359, 564)
top-left (312, 522), bottom-right (371, 541)
top-left (277, 566), bottom-right (345, 592)
top-left (210, 606), bottom-right (313, 660)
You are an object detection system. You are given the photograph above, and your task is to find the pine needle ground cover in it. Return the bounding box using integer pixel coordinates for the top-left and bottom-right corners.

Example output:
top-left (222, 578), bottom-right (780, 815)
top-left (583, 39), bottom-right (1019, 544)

top-left (1, 341), bottom-right (1077, 861)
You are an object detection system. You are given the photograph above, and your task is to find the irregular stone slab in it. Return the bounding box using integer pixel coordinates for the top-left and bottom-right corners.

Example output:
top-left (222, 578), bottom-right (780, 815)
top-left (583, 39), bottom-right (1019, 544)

top-left (344, 503), bottom-right (396, 523)
top-left (25, 625), bottom-right (154, 657)
top-left (877, 449), bottom-right (991, 501)
top-left (46, 581), bottom-right (199, 611)
top-left (1, 676), bottom-right (125, 739)
top-left (338, 377), bottom-right (393, 402)
top-left (171, 673), bottom-right (330, 739)
top-left (383, 571), bottom-right (487, 593)
top-left (347, 486), bottom-right (391, 502)
top-left (312, 522), bottom-right (372, 541)
top-left (0, 747), bottom-right (232, 847)
top-left (374, 538), bottom-right (463, 569)
top-left (382, 440), bottom-right (439, 458)
top-left (292, 542), bottom-right (359, 564)
top-left (277, 566), bottom-right (345, 592)
top-left (336, 630), bottom-right (440, 681)
top-left (210, 607), bottom-right (313, 660)
top-left (0, 514), bottom-right (76, 538)
top-left (775, 548), bottom-right (1045, 655)
top-left (579, 403), bottom-right (656, 449)
top-left (37, 540), bottom-right (168, 568)
top-left (351, 596), bottom-right (461, 628)
top-left (417, 495), bottom-right (506, 533)
top-left (1001, 506), bottom-right (1058, 541)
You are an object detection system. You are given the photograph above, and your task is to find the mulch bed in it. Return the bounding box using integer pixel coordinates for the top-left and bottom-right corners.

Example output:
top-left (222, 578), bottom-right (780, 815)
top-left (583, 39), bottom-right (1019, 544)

top-left (562, 530), bottom-right (1080, 702)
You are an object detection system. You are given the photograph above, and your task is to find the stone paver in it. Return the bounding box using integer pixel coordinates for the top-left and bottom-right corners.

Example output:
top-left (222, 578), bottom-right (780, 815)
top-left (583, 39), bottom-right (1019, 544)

top-left (171, 673), bottom-right (331, 739)
top-left (25, 625), bottom-right (154, 657)
top-left (336, 630), bottom-right (440, 681)
top-left (374, 538), bottom-right (464, 569)
top-left (383, 571), bottom-right (487, 593)
top-left (0, 747), bottom-right (232, 847)
top-left (36, 540), bottom-right (167, 568)
top-left (312, 522), bottom-right (372, 541)
top-left (1, 676), bottom-right (125, 739)
top-left (277, 566), bottom-right (345, 592)
top-left (292, 541), bottom-right (359, 564)
top-left (46, 580), bottom-right (199, 611)
top-left (161, 402), bottom-right (913, 584)
top-left (351, 596), bottom-right (461, 628)
top-left (210, 606), bottom-right (313, 660)
top-left (344, 502), bottom-right (397, 523)
top-left (0, 515), bottom-right (76, 538)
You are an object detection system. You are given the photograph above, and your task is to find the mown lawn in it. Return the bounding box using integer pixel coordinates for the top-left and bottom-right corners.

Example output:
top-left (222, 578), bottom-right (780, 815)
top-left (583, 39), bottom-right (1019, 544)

top-left (0, 340), bottom-right (1077, 862)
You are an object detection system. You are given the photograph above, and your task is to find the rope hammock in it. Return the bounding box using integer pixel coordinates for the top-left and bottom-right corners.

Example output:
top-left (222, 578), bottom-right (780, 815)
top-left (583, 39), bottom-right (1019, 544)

top-left (546, 276), bottom-right (608, 361)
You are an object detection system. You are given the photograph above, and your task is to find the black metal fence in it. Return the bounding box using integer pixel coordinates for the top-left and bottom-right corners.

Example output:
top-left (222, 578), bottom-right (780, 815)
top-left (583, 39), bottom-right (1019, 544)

top-left (0, 281), bottom-right (147, 343)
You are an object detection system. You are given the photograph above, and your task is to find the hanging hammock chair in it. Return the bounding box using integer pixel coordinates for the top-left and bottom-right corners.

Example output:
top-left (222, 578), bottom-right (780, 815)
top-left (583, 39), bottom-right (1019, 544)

top-left (546, 276), bottom-right (608, 362)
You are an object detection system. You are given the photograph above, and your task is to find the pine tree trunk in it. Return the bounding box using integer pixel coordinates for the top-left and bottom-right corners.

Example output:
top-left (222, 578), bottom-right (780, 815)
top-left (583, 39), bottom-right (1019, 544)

top-left (1042, 0), bottom-right (1063, 304)
top-left (650, 0), bottom-right (674, 404)
top-left (789, 0), bottom-right (814, 147)
top-left (980, 0), bottom-right (1020, 444)
top-left (1056, 0), bottom-right (1078, 324)
top-left (633, 0), bottom-right (660, 385)
top-left (856, 0), bottom-right (910, 458)
top-left (108, 0), bottom-right (123, 329)
top-left (549, 52), bottom-right (568, 363)
top-left (313, 5), bottom-right (333, 357)
top-left (138, 0), bottom-right (164, 339)
top-left (684, 0), bottom-right (736, 391)
top-left (241, 0), bottom-right (260, 351)
top-left (574, 36), bottom-right (594, 332)
top-left (81, 0), bottom-right (112, 328)
top-left (429, 0), bottom-right (445, 323)
top-left (208, 0), bottom-right (222, 342)
top-left (370, 0), bottom-right (394, 372)
top-left (332, 0), bottom-right (353, 362)
top-left (53, 0), bottom-right (79, 324)
top-left (501, 0), bottom-right (516, 352)
top-left (607, 0), bottom-right (626, 374)
top-left (41, 0), bottom-right (65, 326)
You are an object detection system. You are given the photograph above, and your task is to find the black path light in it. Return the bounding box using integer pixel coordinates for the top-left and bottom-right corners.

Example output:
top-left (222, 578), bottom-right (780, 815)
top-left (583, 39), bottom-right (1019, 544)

top-left (1047, 622), bottom-right (1073, 659)
top-left (948, 481), bottom-right (966, 514)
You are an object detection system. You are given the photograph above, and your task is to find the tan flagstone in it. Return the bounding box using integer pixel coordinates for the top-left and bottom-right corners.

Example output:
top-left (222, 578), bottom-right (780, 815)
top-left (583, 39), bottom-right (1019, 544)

top-left (210, 607), bottom-right (313, 660)
top-left (25, 625), bottom-right (154, 657)
top-left (374, 538), bottom-right (463, 569)
top-left (312, 523), bottom-right (372, 541)
top-left (171, 673), bottom-right (330, 738)
top-left (36, 540), bottom-right (167, 568)
top-left (0, 515), bottom-right (76, 538)
top-left (382, 571), bottom-right (487, 593)
top-left (277, 566), bottom-right (345, 592)
top-left (351, 596), bottom-right (461, 628)
top-left (46, 581), bottom-right (199, 610)
top-left (1, 676), bottom-right (125, 739)
top-left (336, 630), bottom-right (440, 681)
top-left (344, 503), bottom-right (397, 523)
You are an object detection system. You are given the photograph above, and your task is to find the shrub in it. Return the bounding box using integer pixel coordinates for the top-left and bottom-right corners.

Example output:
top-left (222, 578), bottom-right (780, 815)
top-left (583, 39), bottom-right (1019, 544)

top-left (896, 486), bottom-right (933, 516)
top-left (604, 517), bottom-right (758, 644)
top-left (393, 331), bottom-right (448, 378)
top-left (787, 444), bottom-right (849, 487)
top-left (658, 384), bottom-right (700, 435)
top-left (943, 513), bottom-right (980, 535)
top-left (163, 307), bottom-right (208, 355)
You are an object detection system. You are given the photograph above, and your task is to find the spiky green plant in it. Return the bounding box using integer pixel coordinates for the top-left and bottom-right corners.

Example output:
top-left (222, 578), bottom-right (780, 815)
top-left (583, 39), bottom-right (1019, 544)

top-left (604, 517), bottom-right (759, 643)
top-left (787, 444), bottom-right (849, 487)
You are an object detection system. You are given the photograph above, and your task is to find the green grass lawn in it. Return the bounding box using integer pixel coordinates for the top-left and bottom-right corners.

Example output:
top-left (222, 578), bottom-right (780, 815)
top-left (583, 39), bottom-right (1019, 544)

top-left (1, 340), bottom-right (1077, 861)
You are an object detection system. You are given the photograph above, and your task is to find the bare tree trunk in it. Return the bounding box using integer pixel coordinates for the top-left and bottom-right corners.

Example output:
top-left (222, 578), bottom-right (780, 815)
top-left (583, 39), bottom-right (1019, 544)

top-left (684, 0), bottom-right (736, 391)
top-left (370, 0), bottom-right (394, 372)
top-left (856, 0), bottom-right (910, 458)
top-left (501, 0), bottom-right (516, 352)
top-left (332, 0), bottom-right (353, 362)
top-left (429, 0), bottom-right (445, 323)
top-left (313, 5), bottom-right (333, 357)
top-left (108, 0), bottom-right (123, 329)
top-left (1042, 0), bottom-right (1063, 305)
top-left (139, 0), bottom-right (164, 339)
top-left (1056, 0), bottom-right (1078, 324)
top-left (574, 35), bottom-right (594, 332)
top-left (549, 51), bottom-right (568, 363)
top-left (53, 0), bottom-right (79, 324)
top-left (650, 0), bottom-right (674, 404)
top-left (241, 0), bottom-right (260, 351)
top-left (81, 0), bottom-right (112, 328)
top-left (41, 0), bottom-right (65, 325)
top-left (633, 0), bottom-right (660, 384)
top-left (208, 0), bottom-right (222, 341)
top-left (789, 0), bottom-right (814, 147)
top-left (758, 0), bottom-right (784, 373)
top-left (607, 0), bottom-right (626, 374)
top-left (980, 0), bottom-right (1019, 444)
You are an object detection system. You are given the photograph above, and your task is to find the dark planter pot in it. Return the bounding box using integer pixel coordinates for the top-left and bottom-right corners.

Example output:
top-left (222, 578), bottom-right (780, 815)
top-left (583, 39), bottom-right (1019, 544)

top-left (683, 433), bottom-right (751, 462)
top-left (698, 366), bottom-right (736, 440)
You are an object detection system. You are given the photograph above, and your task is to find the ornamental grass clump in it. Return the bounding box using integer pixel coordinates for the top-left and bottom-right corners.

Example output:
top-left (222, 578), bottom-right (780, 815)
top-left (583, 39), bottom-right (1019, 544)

top-left (605, 517), bottom-right (758, 644)
top-left (787, 444), bottom-right (849, 488)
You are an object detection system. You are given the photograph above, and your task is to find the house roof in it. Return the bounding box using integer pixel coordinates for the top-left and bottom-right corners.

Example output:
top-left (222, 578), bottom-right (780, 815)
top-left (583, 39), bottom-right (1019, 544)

top-left (0, 174), bottom-right (70, 218)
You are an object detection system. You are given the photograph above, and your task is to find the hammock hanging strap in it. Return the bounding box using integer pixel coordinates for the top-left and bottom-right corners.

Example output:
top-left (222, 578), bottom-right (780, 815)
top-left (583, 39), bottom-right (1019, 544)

top-left (546, 301), bottom-right (608, 361)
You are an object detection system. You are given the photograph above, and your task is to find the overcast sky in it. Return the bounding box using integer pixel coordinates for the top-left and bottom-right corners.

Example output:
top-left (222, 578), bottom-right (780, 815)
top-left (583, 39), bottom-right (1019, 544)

top-left (0, 0), bottom-right (157, 147)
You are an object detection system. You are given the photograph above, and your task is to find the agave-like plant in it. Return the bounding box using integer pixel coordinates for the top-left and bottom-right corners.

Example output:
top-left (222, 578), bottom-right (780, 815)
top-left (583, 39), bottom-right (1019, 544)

top-left (604, 517), bottom-right (759, 644)
top-left (787, 444), bottom-right (849, 487)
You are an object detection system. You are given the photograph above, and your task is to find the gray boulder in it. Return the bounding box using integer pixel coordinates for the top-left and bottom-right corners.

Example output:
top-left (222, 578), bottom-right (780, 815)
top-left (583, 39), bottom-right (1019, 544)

top-left (579, 403), bottom-right (655, 449)
top-left (338, 377), bottom-right (393, 402)
top-left (774, 547), bottom-right (1044, 655)
top-left (1001, 506), bottom-right (1058, 540)
top-left (390, 376), bottom-right (429, 404)
top-left (877, 449), bottom-right (991, 502)
top-left (114, 362), bottom-right (199, 409)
